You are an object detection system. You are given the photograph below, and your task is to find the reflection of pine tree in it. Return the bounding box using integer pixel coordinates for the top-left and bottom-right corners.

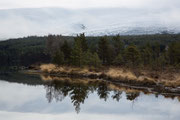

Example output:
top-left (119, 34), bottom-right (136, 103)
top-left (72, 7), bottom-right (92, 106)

top-left (44, 78), bottom-right (135, 113)
top-left (97, 82), bottom-right (109, 101)
top-left (70, 85), bottom-right (89, 113)
top-left (126, 92), bottom-right (140, 101)
top-left (45, 85), bottom-right (54, 103)
top-left (112, 91), bottom-right (122, 102)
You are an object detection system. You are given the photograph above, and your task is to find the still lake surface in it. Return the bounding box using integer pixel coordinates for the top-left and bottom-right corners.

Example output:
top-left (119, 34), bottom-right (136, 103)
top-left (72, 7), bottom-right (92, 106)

top-left (0, 73), bottom-right (180, 120)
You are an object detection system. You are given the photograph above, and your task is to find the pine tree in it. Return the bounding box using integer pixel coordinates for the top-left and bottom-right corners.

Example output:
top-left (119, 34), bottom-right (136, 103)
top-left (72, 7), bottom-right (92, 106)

top-left (71, 38), bottom-right (83, 67)
top-left (152, 42), bottom-right (161, 61)
top-left (61, 40), bottom-right (72, 64)
top-left (52, 50), bottom-right (64, 65)
top-left (113, 53), bottom-right (124, 66)
top-left (46, 34), bottom-right (64, 56)
top-left (157, 53), bottom-right (167, 70)
top-left (80, 33), bottom-right (88, 52)
top-left (92, 52), bottom-right (101, 68)
top-left (112, 34), bottom-right (124, 56)
top-left (82, 50), bottom-right (93, 66)
top-left (168, 41), bottom-right (180, 65)
top-left (141, 43), bottom-right (153, 66)
top-left (74, 33), bottom-right (88, 52)
top-left (98, 36), bottom-right (111, 65)
top-left (125, 45), bottom-right (141, 67)
top-left (46, 34), bottom-right (55, 55)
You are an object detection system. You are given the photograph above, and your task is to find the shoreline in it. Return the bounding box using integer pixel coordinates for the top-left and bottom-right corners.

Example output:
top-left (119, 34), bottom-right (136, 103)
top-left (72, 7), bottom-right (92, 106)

top-left (22, 64), bottom-right (180, 95)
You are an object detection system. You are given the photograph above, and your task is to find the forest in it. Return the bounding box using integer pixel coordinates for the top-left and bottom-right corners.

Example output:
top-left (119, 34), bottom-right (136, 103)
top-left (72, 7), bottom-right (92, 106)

top-left (0, 33), bottom-right (180, 70)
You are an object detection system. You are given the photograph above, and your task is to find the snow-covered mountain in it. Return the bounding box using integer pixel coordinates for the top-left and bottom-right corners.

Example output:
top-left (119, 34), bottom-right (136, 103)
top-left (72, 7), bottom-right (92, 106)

top-left (0, 7), bottom-right (180, 39)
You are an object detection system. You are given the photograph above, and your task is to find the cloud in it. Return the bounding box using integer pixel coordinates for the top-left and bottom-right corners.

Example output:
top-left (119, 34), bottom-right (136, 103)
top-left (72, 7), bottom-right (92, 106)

top-left (0, 0), bottom-right (180, 39)
top-left (0, 0), bottom-right (180, 9)
top-left (0, 7), bottom-right (180, 39)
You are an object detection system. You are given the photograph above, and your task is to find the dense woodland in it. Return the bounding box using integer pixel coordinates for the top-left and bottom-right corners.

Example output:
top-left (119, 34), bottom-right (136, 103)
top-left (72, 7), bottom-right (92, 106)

top-left (0, 33), bottom-right (180, 69)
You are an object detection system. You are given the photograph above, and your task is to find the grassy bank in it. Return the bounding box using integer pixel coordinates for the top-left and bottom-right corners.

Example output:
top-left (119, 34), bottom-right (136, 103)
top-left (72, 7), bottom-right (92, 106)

top-left (37, 64), bottom-right (180, 88)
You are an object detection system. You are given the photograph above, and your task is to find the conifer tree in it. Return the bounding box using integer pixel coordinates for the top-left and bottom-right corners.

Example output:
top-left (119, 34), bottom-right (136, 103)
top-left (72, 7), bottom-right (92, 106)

top-left (80, 33), bottom-right (88, 52)
top-left (113, 53), bottom-right (124, 66)
top-left (71, 38), bottom-right (83, 67)
top-left (92, 52), bottom-right (101, 68)
top-left (61, 40), bottom-right (72, 64)
top-left (82, 50), bottom-right (93, 66)
top-left (98, 36), bottom-right (111, 65)
top-left (141, 43), bottom-right (153, 66)
top-left (124, 45), bottom-right (141, 67)
top-left (74, 33), bottom-right (88, 52)
top-left (52, 50), bottom-right (64, 65)
top-left (112, 34), bottom-right (124, 56)
top-left (168, 41), bottom-right (180, 65)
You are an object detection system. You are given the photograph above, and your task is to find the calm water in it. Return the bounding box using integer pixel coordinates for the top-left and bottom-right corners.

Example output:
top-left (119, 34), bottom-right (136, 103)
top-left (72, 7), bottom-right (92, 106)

top-left (0, 73), bottom-right (180, 120)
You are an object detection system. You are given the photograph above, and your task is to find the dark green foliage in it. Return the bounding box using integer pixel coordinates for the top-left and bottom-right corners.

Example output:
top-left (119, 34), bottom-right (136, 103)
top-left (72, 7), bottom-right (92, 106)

top-left (141, 43), bottom-right (153, 66)
top-left (152, 42), bottom-right (161, 61)
top-left (168, 41), bottom-right (180, 65)
top-left (112, 34), bottom-right (124, 56)
top-left (113, 53), bottom-right (124, 66)
top-left (80, 33), bottom-right (88, 52)
top-left (0, 33), bottom-right (180, 69)
top-left (61, 40), bottom-right (72, 64)
top-left (52, 51), bottom-right (64, 65)
top-left (98, 36), bottom-right (111, 65)
top-left (125, 45), bottom-right (141, 67)
top-left (0, 36), bottom-right (50, 66)
top-left (74, 33), bottom-right (88, 52)
top-left (157, 53), bottom-right (167, 69)
top-left (71, 38), bottom-right (83, 67)
top-left (46, 34), bottom-right (64, 56)
top-left (82, 50), bottom-right (101, 67)
top-left (82, 50), bottom-right (94, 66)
top-left (92, 52), bottom-right (101, 68)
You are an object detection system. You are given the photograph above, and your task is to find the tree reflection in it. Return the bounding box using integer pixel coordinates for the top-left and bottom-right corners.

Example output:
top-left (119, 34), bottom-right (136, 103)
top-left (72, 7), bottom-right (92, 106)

top-left (112, 91), bottom-right (122, 102)
top-left (69, 84), bottom-right (89, 113)
top-left (97, 82), bottom-right (109, 101)
top-left (126, 92), bottom-right (140, 101)
top-left (43, 77), bottom-right (142, 113)
top-left (44, 79), bottom-right (92, 113)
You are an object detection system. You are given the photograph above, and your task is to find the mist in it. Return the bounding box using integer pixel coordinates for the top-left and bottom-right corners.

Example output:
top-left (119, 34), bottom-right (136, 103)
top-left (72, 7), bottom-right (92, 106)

top-left (0, 7), bottom-right (180, 39)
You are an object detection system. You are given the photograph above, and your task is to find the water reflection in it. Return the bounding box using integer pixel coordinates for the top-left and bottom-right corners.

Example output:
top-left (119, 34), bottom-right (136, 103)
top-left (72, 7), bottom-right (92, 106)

top-left (0, 73), bottom-right (180, 120)
top-left (42, 75), bottom-right (147, 113)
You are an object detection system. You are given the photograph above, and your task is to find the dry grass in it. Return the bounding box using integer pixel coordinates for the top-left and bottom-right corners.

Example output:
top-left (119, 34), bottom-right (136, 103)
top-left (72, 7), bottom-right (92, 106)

top-left (40, 64), bottom-right (102, 75)
top-left (106, 67), bottom-right (137, 80)
top-left (39, 64), bottom-right (180, 87)
top-left (41, 74), bottom-right (97, 84)
top-left (40, 64), bottom-right (56, 73)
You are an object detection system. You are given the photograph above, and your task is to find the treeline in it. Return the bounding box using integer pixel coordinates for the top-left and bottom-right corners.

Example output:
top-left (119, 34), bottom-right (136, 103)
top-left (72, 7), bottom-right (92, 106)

top-left (0, 34), bottom-right (180, 68)
top-left (47, 33), bottom-right (180, 69)
top-left (0, 36), bottom-right (51, 66)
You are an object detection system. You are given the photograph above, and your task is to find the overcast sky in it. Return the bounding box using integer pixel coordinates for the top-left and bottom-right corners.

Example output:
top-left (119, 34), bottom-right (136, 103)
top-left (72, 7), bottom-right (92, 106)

top-left (0, 0), bottom-right (180, 39)
top-left (0, 0), bottom-right (180, 9)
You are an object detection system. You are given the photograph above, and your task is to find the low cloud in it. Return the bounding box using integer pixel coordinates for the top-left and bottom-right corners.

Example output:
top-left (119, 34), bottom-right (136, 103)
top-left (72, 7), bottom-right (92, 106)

top-left (0, 7), bottom-right (180, 39)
